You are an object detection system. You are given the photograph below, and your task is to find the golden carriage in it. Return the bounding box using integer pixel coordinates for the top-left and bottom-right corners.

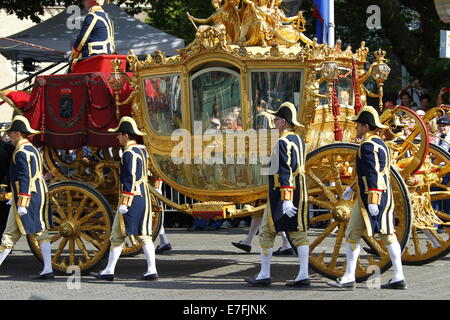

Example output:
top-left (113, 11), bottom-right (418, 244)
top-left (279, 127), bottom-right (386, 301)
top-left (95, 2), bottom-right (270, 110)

top-left (1, 0), bottom-right (449, 281)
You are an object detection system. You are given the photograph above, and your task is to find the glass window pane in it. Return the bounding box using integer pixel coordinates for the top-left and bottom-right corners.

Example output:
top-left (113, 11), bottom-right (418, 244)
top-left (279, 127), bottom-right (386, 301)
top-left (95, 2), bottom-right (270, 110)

top-left (250, 70), bottom-right (302, 129)
top-left (191, 68), bottom-right (241, 132)
top-left (143, 74), bottom-right (182, 135)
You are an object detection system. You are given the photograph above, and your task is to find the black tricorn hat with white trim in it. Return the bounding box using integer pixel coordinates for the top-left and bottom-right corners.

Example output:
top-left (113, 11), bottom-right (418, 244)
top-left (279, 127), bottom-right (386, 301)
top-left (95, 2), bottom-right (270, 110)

top-left (266, 102), bottom-right (302, 127)
top-left (0, 115), bottom-right (40, 135)
top-left (350, 106), bottom-right (388, 129)
top-left (108, 116), bottom-right (146, 136)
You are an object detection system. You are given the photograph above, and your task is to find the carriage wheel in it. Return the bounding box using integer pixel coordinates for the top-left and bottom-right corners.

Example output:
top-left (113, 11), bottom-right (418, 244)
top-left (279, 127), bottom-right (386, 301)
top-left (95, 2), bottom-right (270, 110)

top-left (121, 193), bottom-right (163, 257)
top-left (306, 143), bottom-right (412, 282)
top-left (402, 143), bottom-right (450, 265)
top-left (27, 181), bottom-right (113, 274)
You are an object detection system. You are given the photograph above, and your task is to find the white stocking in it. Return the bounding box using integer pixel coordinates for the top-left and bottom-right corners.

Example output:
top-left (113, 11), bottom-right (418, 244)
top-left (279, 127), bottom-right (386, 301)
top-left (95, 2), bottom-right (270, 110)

top-left (387, 241), bottom-right (405, 282)
top-left (158, 225), bottom-right (169, 247)
top-left (143, 242), bottom-right (158, 276)
top-left (341, 242), bottom-right (360, 283)
top-left (294, 245), bottom-right (309, 281)
top-left (281, 232), bottom-right (292, 250)
top-left (101, 246), bottom-right (122, 275)
top-left (40, 241), bottom-right (53, 275)
top-left (240, 216), bottom-right (262, 246)
top-left (0, 248), bottom-right (11, 267)
top-left (256, 248), bottom-right (272, 280)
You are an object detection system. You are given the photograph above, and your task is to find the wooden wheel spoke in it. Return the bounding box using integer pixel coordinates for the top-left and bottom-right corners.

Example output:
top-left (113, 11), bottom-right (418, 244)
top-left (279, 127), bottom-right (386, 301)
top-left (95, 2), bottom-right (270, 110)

top-left (328, 155), bottom-right (345, 197)
top-left (65, 191), bottom-right (74, 218)
top-left (51, 195), bottom-right (67, 220)
top-left (328, 223), bottom-right (346, 268)
top-left (307, 169), bottom-right (337, 202)
top-left (79, 224), bottom-right (108, 232)
top-left (309, 221), bottom-right (340, 252)
top-left (308, 197), bottom-right (336, 211)
top-left (73, 194), bottom-right (90, 220)
top-left (75, 237), bottom-right (90, 262)
top-left (69, 238), bottom-right (75, 266)
top-left (309, 213), bottom-right (333, 225)
top-left (50, 232), bottom-right (62, 243)
top-left (77, 208), bottom-right (103, 225)
top-left (53, 237), bottom-right (68, 264)
top-left (79, 231), bottom-right (104, 250)
top-left (362, 235), bottom-right (388, 257)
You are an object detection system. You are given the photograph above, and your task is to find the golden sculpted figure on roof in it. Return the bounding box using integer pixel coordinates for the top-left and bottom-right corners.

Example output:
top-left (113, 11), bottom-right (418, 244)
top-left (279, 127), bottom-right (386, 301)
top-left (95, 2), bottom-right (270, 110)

top-left (187, 0), bottom-right (312, 48)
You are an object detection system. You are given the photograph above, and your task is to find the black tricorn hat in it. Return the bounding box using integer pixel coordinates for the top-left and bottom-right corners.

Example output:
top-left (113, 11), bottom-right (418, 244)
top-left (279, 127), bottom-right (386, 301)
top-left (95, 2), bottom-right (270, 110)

top-left (349, 106), bottom-right (388, 129)
top-left (266, 102), bottom-right (302, 127)
top-left (0, 115), bottom-right (40, 135)
top-left (108, 116), bottom-right (146, 136)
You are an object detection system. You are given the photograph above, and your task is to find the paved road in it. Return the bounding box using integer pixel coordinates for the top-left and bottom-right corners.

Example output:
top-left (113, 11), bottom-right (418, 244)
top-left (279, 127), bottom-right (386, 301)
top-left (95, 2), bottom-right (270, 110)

top-left (0, 228), bottom-right (449, 300)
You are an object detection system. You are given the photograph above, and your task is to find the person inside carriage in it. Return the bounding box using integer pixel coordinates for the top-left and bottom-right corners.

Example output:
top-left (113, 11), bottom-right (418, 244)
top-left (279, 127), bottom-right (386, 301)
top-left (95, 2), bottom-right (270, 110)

top-left (70, 0), bottom-right (115, 67)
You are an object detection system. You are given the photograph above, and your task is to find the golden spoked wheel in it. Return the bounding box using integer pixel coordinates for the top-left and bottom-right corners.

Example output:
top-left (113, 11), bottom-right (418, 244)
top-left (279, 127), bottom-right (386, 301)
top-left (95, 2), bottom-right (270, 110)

top-left (305, 143), bottom-right (412, 282)
top-left (27, 181), bottom-right (113, 273)
top-left (402, 143), bottom-right (450, 265)
top-left (121, 193), bottom-right (163, 256)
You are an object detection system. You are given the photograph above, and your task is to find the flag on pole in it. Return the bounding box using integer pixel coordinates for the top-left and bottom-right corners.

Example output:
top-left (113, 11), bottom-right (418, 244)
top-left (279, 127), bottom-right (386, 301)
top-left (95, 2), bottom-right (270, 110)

top-left (313, 0), bottom-right (329, 44)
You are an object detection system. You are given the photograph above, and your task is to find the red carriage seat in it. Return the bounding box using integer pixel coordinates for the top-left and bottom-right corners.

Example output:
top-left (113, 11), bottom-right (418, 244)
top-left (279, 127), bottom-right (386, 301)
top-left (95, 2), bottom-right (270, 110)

top-left (71, 54), bottom-right (128, 73)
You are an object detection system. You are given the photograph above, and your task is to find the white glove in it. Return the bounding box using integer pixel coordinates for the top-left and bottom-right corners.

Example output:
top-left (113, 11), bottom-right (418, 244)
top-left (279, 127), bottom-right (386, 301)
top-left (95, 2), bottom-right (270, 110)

top-left (342, 187), bottom-right (354, 200)
top-left (118, 204), bottom-right (128, 215)
top-left (6, 199), bottom-right (12, 206)
top-left (282, 200), bottom-right (297, 218)
top-left (17, 206), bottom-right (27, 216)
top-left (368, 204), bottom-right (379, 217)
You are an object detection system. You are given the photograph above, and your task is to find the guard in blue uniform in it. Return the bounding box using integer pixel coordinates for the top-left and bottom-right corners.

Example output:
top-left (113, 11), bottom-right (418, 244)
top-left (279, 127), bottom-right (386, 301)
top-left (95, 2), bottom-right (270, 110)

top-left (245, 102), bottom-right (310, 288)
top-left (0, 116), bottom-right (53, 280)
top-left (327, 106), bottom-right (407, 290)
top-left (71, 0), bottom-right (115, 66)
top-left (91, 117), bottom-right (158, 281)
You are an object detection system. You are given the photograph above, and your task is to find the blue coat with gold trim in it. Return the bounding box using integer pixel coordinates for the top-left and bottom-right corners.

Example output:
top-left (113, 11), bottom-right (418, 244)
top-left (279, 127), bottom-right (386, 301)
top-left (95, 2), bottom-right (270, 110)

top-left (356, 134), bottom-right (395, 236)
top-left (267, 131), bottom-right (308, 233)
top-left (118, 142), bottom-right (152, 236)
top-left (9, 139), bottom-right (51, 235)
top-left (73, 6), bottom-right (115, 60)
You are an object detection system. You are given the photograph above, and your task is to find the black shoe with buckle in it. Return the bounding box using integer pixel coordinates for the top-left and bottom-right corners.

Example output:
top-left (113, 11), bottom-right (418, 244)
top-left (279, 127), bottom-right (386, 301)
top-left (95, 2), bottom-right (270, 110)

top-left (142, 273), bottom-right (159, 281)
top-left (90, 272), bottom-right (114, 281)
top-left (155, 243), bottom-right (172, 254)
top-left (245, 277), bottom-right (271, 287)
top-left (30, 272), bottom-right (54, 280)
top-left (381, 279), bottom-right (407, 290)
top-left (326, 277), bottom-right (356, 290)
top-left (273, 247), bottom-right (294, 256)
top-left (286, 278), bottom-right (311, 288)
top-left (232, 241), bottom-right (251, 253)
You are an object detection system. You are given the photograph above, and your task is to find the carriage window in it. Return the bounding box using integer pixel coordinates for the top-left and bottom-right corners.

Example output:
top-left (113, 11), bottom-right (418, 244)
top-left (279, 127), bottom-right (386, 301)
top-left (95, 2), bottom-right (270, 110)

top-left (190, 68), bottom-right (241, 132)
top-left (318, 69), bottom-right (354, 108)
top-left (250, 70), bottom-right (302, 129)
top-left (143, 74), bottom-right (182, 135)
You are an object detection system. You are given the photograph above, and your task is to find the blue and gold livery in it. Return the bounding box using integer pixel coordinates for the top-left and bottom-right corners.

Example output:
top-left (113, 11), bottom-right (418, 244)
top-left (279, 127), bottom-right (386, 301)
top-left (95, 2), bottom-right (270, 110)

top-left (118, 141), bottom-right (152, 237)
top-left (9, 139), bottom-right (51, 235)
top-left (72, 5), bottom-right (115, 62)
top-left (356, 133), bottom-right (394, 236)
top-left (267, 130), bottom-right (308, 233)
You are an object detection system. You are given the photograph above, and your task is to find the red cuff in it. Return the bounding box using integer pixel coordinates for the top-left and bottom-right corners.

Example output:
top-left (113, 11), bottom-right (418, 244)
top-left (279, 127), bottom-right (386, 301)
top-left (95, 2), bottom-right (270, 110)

top-left (368, 188), bottom-right (382, 192)
top-left (18, 192), bottom-right (31, 196)
top-left (121, 191), bottom-right (134, 195)
top-left (280, 186), bottom-right (294, 189)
